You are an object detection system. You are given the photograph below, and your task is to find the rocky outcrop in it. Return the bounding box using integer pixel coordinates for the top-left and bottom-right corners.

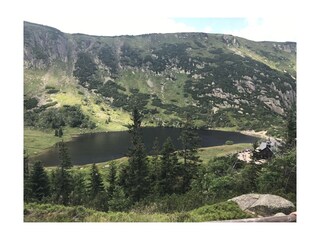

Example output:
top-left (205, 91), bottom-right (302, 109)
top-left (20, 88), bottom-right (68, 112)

top-left (210, 88), bottom-right (238, 100)
top-left (270, 82), bottom-right (296, 109)
top-left (222, 35), bottom-right (240, 47)
top-left (273, 42), bottom-right (296, 53)
top-left (229, 193), bottom-right (295, 216)
top-left (257, 95), bottom-right (285, 115)
top-left (234, 79), bottom-right (256, 94)
top-left (24, 22), bottom-right (71, 69)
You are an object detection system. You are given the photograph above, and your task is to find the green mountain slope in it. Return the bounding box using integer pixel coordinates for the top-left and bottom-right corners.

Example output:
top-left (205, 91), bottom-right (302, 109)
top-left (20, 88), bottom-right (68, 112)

top-left (24, 21), bottom-right (296, 138)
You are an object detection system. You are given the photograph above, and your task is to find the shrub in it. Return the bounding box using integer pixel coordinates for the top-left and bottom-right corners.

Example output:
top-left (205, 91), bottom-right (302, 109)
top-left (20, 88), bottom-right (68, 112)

top-left (25, 105), bottom-right (95, 129)
top-left (189, 201), bottom-right (252, 221)
top-left (24, 97), bottom-right (38, 110)
top-left (73, 52), bottom-right (98, 87)
top-left (46, 89), bottom-right (59, 94)
top-left (99, 46), bottom-right (118, 75)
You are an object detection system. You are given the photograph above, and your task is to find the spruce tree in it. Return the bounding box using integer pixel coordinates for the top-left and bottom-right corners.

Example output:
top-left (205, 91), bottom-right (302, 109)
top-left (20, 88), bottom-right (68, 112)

top-left (238, 160), bottom-right (260, 193)
top-left (108, 186), bottom-right (131, 212)
top-left (89, 163), bottom-right (105, 198)
top-left (69, 172), bottom-right (87, 206)
top-left (30, 161), bottom-right (50, 202)
top-left (178, 116), bottom-right (201, 192)
top-left (126, 108), bottom-right (149, 202)
top-left (58, 140), bottom-right (72, 169)
top-left (107, 161), bottom-right (117, 199)
top-left (159, 137), bottom-right (179, 195)
top-left (118, 164), bottom-right (130, 190)
top-left (24, 151), bottom-right (29, 178)
top-left (89, 163), bottom-right (108, 211)
top-left (24, 151), bottom-right (32, 202)
top-left (52, 167), bottom-right (73, 205)
top-left (51, 141), bottom-right (73, 205)
top-left (149, 137), bottom-right (161, 195)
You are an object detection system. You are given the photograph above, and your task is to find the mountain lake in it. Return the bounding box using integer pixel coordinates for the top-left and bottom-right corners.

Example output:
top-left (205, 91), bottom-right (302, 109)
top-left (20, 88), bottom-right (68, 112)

top-left (34, 127), bottom-right (258, 166)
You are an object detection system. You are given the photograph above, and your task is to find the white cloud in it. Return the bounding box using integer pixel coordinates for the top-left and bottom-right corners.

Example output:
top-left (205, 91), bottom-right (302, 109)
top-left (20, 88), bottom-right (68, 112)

top-left (203, 26), bottom-right (214, 33)
top-left (25, 17), bottom-right (196, 36)
top-left (24, 14), bottom-right (296, 42)
top-left (228, 17), bottom-right (297, 42)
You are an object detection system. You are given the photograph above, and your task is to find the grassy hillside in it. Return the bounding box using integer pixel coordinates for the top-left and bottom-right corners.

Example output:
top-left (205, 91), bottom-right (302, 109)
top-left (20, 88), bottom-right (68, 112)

top-left (199, 143), bottom-right (251, 163)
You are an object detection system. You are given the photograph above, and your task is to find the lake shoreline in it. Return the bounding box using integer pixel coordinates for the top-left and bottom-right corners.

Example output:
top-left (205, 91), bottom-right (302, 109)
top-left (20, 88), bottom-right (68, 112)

top-left (34, 127), bottom-right (258, 167)
top-left (25, 126), bottom-right (263, 161)
top-left (240, 130), bottom-right (268, 139)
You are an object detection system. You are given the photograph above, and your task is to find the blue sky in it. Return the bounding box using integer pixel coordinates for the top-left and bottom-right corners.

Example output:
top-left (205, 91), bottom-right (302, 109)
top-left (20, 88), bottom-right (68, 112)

top-left (172, 18), bottom-right (295, 42)
top-left (173, 18), bottom-right (249, 34)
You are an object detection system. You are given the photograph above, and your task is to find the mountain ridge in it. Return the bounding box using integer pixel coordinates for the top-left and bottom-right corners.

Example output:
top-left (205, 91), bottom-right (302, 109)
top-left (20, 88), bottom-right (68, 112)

top-left (24, 21), bottom-right (296, 137)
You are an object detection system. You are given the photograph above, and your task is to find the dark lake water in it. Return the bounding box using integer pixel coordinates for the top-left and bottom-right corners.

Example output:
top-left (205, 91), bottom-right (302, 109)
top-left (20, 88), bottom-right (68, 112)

top-left (34, 127), bottom-right (257, 166)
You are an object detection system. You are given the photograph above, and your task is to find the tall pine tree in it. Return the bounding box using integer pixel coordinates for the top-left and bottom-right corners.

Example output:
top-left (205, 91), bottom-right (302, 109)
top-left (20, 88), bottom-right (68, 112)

top-left (178, 115), bottom-right (201, 192)
top-left (107, 161), bottom-right (117, 199)
top-left (69, 172), bottom-right (87, 206)
top-left (89, 163), bottom-right (105, 198)
top-left (149, 137), bottom-right (161, 195)
top-left (108, 186), bottom-right (131, 212)
top-left (58, 140), bottom-right (73, 169)
top-left (24, 151), bottom-right (32, 202)
top-left (159, 137), bottom-right (179, 196)
top-left (126, 108), bottom-right (149, 202)
top-left (30, 161), bottom-right (50, 201)
top-left (52, 167), bottom-right (73, 205)
top-left (89, 163), bottom-right (108, 211)
top-left (51, 141), bottom-right (73, 205)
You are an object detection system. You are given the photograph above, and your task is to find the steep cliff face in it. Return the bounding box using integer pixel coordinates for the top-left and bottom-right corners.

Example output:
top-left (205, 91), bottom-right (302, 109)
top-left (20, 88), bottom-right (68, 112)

top-left (24, 23), bottom-right (69, 68)
top-left (24, 21), bottom-right (296, 134)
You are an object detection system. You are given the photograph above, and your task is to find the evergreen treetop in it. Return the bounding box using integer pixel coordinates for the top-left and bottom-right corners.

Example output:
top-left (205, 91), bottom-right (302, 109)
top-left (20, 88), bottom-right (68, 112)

top-left (58, 140), bottom-right (73, 169)
top-left (30, 161), bottom-right (50, 201)
top-left (159, 137), bottom-right (179, 195)
top-left (89, 163), bottom-right (105, 198)
top-left (126, 108), bottom-right (149, 202)
top-left (178, 116), bottom-right (202, 192)
top-left (107, 162), bottom-right (117, 199)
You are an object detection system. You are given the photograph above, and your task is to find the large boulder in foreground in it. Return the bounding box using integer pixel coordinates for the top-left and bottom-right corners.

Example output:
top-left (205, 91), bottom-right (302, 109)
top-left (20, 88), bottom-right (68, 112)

top-left (229, 194), bottom-right (295, 216)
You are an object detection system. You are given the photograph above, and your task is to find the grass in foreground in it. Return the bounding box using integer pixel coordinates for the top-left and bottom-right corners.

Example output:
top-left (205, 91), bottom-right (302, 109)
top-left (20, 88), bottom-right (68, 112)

top-left (24, 201), bottom-right (252, 222)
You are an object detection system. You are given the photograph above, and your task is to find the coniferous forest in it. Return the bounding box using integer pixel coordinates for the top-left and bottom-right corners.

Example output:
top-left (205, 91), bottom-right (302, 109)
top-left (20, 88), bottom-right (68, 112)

top-left (24, 108), bottom-right (296, 222)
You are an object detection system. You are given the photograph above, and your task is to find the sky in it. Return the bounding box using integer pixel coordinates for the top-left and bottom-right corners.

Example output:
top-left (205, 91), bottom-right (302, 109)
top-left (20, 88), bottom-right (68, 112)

top-left (17, 0), bottom-right (298, 42)
top-left (24, 17), bottom-right (297, 42)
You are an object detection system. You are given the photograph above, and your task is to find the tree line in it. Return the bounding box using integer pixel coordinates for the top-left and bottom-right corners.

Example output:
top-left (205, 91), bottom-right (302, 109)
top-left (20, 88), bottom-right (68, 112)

top-left (24, 107), bottom-right (296, 213)
top-left (24, 109), bottom-right (202, 211)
